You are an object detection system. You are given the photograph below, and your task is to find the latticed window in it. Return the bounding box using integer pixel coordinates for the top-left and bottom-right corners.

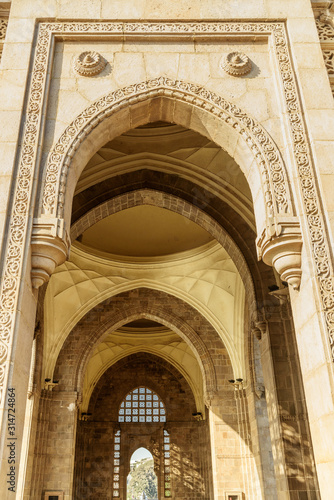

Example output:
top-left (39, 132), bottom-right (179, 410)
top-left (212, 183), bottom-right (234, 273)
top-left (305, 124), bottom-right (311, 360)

top-left (118, 387), bottom-right (166, 423)
top-left (112, 429), bottom-right (121, 497)
top-left (164, 429), bottom-right (171, 497)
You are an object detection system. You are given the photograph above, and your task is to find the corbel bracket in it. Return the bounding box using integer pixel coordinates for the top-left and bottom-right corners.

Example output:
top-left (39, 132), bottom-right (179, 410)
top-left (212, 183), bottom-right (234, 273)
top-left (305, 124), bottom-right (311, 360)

top-left (251, 320), bottom-right (268, 341)
top-left (31, 217), bottom-right (70, 289)
top-left (257, 218), bottom-right (302, 290)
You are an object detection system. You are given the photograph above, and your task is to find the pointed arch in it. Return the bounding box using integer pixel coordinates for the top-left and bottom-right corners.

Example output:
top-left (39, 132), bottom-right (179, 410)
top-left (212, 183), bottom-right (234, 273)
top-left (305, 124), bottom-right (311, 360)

top-left (53, 288), bottom-right (227, 408)
top-left (39, 78), bottom-right (294, 238)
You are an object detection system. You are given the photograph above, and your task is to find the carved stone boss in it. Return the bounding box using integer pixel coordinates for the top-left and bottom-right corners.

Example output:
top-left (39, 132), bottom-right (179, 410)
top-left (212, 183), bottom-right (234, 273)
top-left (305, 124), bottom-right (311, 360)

top-left (222, 52), bottom-right (252, 76)
top-left (73, 51), bottom-right (106, 76)
top-left (0, 22), bottom-right (333, 416)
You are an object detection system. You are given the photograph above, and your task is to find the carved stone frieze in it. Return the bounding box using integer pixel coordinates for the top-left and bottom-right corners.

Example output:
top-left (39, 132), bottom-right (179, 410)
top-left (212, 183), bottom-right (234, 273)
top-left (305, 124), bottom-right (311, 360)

top-left (279, 413), bottom-right (307, 422)
top-left (0, 20), bottom-right (333, 418)
top-left (315, 16), bottom-right (334, 97)
top-left (222, 52), bottom-right (252, 76)
top-left (0, 18), bottom-right (8, 62)
top-left (0, 18), bottom-right (7, 40)
top-left (73, 51), bottom-right (106, 76)
top-left (316, 18), bottom-right (334, 40)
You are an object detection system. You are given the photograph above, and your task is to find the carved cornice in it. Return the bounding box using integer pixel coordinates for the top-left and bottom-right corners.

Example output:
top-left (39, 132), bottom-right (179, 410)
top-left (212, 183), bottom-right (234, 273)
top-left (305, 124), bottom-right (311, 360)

top-left (0, 21), bottom-right (333, 419)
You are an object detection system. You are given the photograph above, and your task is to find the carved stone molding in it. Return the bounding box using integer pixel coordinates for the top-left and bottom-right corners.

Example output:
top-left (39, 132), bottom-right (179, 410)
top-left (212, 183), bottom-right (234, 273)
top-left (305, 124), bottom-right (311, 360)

top-left (31, 218), bottom-right (70, 288)
top-left (0, 18), bottom-right (8, 62)
top-left (0, 18), bottom-right (7, 40)
top-left (314, 8), bottom-right (334, 97)
top-left (73, 51), bottom-right (106, 76)
top-left (257, 219), bottom-right (303, 290)
top-left (222, 52), bottom-right (252, 76)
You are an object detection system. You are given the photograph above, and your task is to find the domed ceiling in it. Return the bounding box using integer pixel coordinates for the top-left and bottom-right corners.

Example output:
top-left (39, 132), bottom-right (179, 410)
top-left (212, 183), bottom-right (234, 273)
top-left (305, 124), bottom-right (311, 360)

top-left (80, 205), bottom-right (214, 257)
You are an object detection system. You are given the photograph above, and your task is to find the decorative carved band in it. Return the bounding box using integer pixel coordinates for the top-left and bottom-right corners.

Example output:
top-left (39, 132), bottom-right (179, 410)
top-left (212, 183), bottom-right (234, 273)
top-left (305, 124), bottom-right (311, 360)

top-left (315, 17), bottom-right (334, 97)
top-left (0, 18), bottom-right (7, 40)
top-left (0, 18), bottom-right (8, 62)
top-left (0, 21), bottom-right (333, 420)
top-left (316, 17), bottom-right (334, 42)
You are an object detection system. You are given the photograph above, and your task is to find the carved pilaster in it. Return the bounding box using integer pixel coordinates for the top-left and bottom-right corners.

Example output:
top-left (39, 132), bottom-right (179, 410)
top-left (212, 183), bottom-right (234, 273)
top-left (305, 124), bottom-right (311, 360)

top-left (257, 218), bottom-right (303, 290)
top-left (31, 217), bottom-right (70, 288)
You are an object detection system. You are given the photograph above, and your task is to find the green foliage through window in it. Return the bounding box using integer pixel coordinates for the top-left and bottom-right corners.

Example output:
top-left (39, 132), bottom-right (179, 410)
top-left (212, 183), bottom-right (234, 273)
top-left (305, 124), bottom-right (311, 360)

top-left (127, 458), bottom-right (158, 500)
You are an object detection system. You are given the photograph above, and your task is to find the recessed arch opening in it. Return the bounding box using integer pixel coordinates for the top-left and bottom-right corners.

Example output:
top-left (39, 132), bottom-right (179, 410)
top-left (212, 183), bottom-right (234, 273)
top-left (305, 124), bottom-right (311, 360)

top-left (127, 448), bottom-right (158, 500)
top-left (40, 81), bottom-right (291, 500)
top-left (40, 78), bottom-right (294, 237)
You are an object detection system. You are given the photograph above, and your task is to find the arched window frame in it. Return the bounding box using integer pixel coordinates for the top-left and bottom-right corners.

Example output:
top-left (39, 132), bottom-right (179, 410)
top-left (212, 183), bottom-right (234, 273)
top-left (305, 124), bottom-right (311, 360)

top-left (118, 387), bottom-right (166, 423)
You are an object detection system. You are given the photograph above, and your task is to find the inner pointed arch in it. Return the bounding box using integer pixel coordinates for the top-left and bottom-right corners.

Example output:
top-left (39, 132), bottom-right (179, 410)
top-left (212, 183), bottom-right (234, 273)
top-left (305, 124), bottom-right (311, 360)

top-left (40, 77), bottom-right (294, 237)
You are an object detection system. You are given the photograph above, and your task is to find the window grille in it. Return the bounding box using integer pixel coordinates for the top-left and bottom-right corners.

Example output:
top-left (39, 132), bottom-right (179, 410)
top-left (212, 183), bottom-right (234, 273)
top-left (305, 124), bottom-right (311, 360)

top-left (164, 429), bottom-right (171, 497)
top-left (112, 429), bottom-right (121, 497)
top-left (118, 387), bottom-right (166, 423)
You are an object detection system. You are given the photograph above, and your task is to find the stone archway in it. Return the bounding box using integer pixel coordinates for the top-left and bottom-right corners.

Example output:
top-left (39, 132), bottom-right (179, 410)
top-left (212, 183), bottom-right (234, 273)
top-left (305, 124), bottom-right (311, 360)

top-left (40, 78), bottom-right (294, 224)
top-left (74, 352), bottom-right (212, 500)
top-left (53, 288), bottom-right (224, 405)
top-left (32, 78), bottom-right (303, 298)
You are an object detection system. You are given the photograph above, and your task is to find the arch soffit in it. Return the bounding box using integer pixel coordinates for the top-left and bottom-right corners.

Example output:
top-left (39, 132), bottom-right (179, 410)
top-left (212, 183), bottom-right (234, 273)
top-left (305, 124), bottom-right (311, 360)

top-left (73, 153), bottom-right (255, 230)
top-left (82, 345), bottom-right (204, 414)
top-left (40, 78), bottom-right (294, 233)
top-left (55, 299), bottom-right (220, 404)
top-left (70, 188), bottom-right (255, 289)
